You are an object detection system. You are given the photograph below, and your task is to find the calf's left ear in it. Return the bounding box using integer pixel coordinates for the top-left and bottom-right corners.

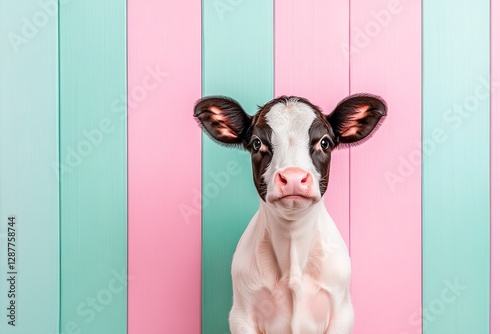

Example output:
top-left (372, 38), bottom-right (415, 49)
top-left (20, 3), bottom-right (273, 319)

top-left (194, 96), bottom-right (253, 148)
top-left (327, 94), bottom-right (387, 146)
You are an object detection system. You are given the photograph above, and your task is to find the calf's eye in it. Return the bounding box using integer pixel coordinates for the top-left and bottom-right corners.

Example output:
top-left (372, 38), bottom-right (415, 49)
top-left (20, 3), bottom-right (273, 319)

top-left (320, 138), bottom-right (330, 150)
top-left (252, 138), bottom-right (262, 152)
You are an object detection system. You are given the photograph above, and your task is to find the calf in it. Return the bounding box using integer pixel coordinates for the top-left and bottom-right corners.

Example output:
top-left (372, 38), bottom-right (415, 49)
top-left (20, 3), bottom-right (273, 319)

top-left (194, 94), bottom-right (386, 334)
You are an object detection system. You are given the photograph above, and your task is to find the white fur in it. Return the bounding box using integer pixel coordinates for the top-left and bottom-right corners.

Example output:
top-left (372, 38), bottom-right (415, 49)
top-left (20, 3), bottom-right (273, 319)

top-left (228, 100), bottom-right (354, 333)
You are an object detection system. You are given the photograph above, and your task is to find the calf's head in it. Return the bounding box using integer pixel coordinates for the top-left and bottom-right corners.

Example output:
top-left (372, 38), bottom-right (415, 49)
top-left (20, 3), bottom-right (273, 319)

top-left (195, 95), bottom-right (386, 216)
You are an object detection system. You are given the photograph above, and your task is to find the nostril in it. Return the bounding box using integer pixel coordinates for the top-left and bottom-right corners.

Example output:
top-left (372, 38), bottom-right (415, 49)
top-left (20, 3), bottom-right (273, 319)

top-left (301, 175), bottom-right (308, 184)
top-left (279, 173), bottom-right (287, 185)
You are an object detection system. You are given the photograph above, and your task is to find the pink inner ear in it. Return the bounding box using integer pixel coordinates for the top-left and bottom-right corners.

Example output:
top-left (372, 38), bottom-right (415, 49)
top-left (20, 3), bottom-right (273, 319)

top-left (213, 113), bottom-right (225, 122)
top-left (341, 105), bottom-right (369, 137)
top-left (209, 106), bottom-right (226, 122)
top-left (209, 106), bottom-right (238, 139)
top-left (219, 128), bottom-right (237, 138)
top-left (209, 106), bottom-right (223, 115)
top-left (355, 105), bottom-right (370, 114)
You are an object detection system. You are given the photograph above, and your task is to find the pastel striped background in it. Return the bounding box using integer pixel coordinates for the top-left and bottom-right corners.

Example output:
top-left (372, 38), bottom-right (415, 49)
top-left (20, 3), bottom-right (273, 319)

top-left (0, 1), bottom-right (497, 334)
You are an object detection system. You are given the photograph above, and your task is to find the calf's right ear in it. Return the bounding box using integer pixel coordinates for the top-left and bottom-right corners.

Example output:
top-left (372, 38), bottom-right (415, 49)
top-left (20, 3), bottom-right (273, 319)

top-left (194, 96), bottom-right (253, 148)
top-left (327, 94), bottom-right (387, 146)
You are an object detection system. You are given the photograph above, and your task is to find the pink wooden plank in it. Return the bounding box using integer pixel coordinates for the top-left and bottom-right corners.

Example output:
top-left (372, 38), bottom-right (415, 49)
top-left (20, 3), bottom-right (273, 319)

top-left (127, 1), bottom-right (201, 333)
top-left (349, 1), bottom-right (422, 333)
top-left (492, 0), bottom-right (499, 332)
top-left (274, 0), bottom-right (350, 247)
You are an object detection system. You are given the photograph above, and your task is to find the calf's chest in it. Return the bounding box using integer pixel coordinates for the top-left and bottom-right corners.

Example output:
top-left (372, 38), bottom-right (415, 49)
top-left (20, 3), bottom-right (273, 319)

top-left (252, 274), bottom-right (332, 334)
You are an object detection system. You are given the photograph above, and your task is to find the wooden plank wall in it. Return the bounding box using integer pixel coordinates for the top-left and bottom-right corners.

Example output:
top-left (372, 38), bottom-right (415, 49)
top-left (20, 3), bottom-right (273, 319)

top-left (350, 1), bottom-right (422, 333)
top-left (127, 0), bottom-right (201, 333)
top-left (59, 1), bottom-right (128, 333)
top-left (491, 0), bottom-right (499, 332)
top-left (0, 1), bottom-right (59, 333)
top-left (423, 1), bottom-right (490, 333)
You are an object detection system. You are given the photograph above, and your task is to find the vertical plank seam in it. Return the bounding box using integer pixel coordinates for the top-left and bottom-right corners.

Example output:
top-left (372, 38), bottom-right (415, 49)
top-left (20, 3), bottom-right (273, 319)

top-left (348, 0), bottom-right (352, 255)
top-left (200, 1), bottom-right (204, 331)
top-left (273, 0), bottom-right (276, 99)
top-left (490, 1), bottom-right (493, 332)
top-left (201, 0), bottom-right (206, 330)
top-left (421, 1), bottom-right (424, 333)
top-left (57, 0), bottom-right (62, 331)
top-left (126, 0), bottom-right (129, 332)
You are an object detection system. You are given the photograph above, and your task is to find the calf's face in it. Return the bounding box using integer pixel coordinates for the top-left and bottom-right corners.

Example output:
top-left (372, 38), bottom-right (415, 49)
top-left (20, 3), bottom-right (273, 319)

top-left (195, 95), bottom-right (386, 215)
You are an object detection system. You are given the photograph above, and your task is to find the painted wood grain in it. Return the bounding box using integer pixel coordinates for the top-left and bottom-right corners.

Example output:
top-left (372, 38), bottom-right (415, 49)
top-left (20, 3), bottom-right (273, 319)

top-left (0, 1), bottom-right (59, 333)
top-left (59, 1), bottom-right (127, 333)
top-left (423, 1), bottom-right (490, 333)
top-left (349, 1), bottom-right (422, 333)
top-left (127, 1), bottom-right (202, 333)
top-left (202, 0), bottom-right (274, 332)
top-left (274, 0), bottom-right (350, 248)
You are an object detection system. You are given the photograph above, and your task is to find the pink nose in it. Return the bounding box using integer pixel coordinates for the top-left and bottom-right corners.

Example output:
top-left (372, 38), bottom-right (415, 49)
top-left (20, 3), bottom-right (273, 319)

top-left (275, 167), bottom-right (313, 196)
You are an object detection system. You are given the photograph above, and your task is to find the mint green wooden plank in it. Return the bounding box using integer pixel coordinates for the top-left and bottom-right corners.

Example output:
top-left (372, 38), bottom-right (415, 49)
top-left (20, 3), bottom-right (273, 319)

top-left (0, 1), bottom-right (59, 333)
top-left (59, 1), bottom-right (127, 333)
top-left (423, 1), bottom-right (490, 333)
top-left (202, 1), bottom-right (273, 332)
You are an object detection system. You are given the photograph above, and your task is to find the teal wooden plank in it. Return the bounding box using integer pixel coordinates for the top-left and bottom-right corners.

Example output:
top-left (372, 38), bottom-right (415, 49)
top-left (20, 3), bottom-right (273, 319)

top-left (0, 1), bottom-right (59, 333)
top-left (423, 1), bottom-right (490, 333)
top-left (202, 1), bottom-right (273, 332)
top-left (59, 1), bottom-right (127, 333)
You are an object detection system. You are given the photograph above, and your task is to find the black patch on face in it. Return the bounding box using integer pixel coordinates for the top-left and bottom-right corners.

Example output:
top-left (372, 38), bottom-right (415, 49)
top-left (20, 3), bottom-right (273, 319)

top-left (249, 123), bottom-right (273, 201)
top-left (245, 99), bottom-right (278, 201)
top-left (308, 115), bottom-right (335, 196)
